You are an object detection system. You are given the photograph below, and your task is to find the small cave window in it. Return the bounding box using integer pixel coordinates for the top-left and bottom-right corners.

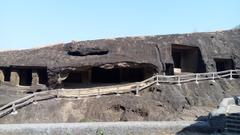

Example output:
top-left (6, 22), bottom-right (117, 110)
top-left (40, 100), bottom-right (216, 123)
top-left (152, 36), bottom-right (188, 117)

top-left (214, 59), bottom-right (235, 71)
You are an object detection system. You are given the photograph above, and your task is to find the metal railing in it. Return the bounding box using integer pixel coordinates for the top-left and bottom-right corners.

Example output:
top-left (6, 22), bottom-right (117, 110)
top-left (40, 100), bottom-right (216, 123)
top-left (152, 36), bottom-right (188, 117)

top-left (0, 69), bottom-right (239, 118)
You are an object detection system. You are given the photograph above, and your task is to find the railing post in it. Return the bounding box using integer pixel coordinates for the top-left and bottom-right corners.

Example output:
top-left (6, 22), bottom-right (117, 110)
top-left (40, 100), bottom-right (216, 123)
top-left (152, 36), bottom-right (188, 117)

top-left (55, 89), bottom-right (61, 100)
top-left (195, 74), bottom-right (199, 84)
top-left (56, 89), bottom-right (59, 99)
top-left (96, 88), bottom-right (101, 98)
top-left (211, 73), bottom-right (216, 82)
top-left (11, 103), bottom-right (18, 115)
top-left (156, 74), bottom-right (160, 86)
top-left (135, 83), bottom-right (140, 96)
top-left (177, 76), bottom-right (181, 86)
top-left (33, 94), bottom-right (38, 105)
top-left (116, 87), bottom-right (120, 96)
top-left (230, 70), bottom-right (233, 80)
top-left (77, 90), bottom-right (81, 99)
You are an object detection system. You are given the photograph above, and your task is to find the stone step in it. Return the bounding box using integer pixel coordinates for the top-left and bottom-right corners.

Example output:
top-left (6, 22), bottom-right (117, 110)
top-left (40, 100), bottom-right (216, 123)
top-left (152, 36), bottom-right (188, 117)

top-left (226, 121), bottom-right (240, 125)
top-left (226, 118), bottom-right (240, 123)
top-left (227, 113), bottom-right (240, 116)
top-left (225, 123), bottom-right (240, 130)
top-left (225, 127), bottom-right (240, 134)
top-left (226, 115), bottom-right (240, 120)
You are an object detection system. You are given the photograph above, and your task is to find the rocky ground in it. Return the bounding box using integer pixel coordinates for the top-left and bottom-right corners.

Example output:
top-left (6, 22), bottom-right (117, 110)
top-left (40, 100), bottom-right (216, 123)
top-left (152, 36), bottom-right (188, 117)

top-left (0, 86), bottom-right (25, 107)
top-left (0, 78), bottom-right (240, 123)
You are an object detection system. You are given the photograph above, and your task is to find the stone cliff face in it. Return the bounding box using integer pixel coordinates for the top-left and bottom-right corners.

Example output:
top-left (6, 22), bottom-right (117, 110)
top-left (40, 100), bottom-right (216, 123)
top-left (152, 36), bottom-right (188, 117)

top-left (0, 29), bottom-right (239, 89)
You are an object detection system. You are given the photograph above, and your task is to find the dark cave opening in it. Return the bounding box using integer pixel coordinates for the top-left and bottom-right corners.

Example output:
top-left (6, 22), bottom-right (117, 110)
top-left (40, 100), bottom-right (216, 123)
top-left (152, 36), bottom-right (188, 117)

top-left (62, 69), bottom-right (92, 88)
top-left (120, 68), bottom-right (145, 82)
top-left (172, 51), bottom-right (181, 68)
top-left (91, 67), bottom-right (146, 83)
top-left (62, 71), bottom-right (82, 88)
top-left (61, 64), bottom-right (157, 88)
top-left (63, 72), bottom-right (82, 83)
top-left (172, 44), bottom-right (206, 74)
top-left (37, 68), bottom-right (48, 85)
top-left (91, 67), bottom-right (121, 83)
top-left (214, 59), bottom-right (235, 72)
top-left (165, 63), bottom-right (174, 75)
top-left (2, 68), bottom-right (11, 82)
top-left (19, 69), bottom-right (32, 86)
top-left (4, 68), bottom-right (11, 82)
top-left (13, 67), bottom-right (48, 86)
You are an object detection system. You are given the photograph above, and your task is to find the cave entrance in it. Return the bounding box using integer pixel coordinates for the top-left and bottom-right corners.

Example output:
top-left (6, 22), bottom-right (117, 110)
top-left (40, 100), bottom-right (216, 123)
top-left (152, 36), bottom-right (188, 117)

top-left (120, 68), bottom-right (145, 82)
top-left (91, 68), bottom-right (120, 83)
top-left (165, 63), bottom-right (174, 75)
top-left (37, 68), bottom-right (48, 85)
top-left (13, 67), bottom-right (48, 86)
top-left (214, 59), bottom-right (235, 72)
top-left (62, 70), bottom-right (91, 88)
top-left (61, 64), bottom-right (157, 88)
top-left (91, 67), bottom-right (149, 83)
top-left (0, 67), bottom-right (11, 82)
top-left (3, 68), bottom-right (11, 82)
top-left (19, 69), bottom-right (32, 86)
top-left (172, 44), bottom-right (206, 74)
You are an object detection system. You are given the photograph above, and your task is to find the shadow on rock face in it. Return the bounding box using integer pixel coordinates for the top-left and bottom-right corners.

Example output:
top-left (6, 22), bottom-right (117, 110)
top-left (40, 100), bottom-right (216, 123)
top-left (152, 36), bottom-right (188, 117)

top-left (64, 42), bottom-right (109, 56)
top-left (176, 120), bottom-right (215, 135)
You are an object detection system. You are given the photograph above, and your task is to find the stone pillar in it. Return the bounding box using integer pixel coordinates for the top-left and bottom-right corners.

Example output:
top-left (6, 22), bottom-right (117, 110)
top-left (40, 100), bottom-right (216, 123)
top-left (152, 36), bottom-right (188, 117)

top-left (0, 69), bottom-right (4, 83)
top-left (32, 70), bottom-right (39, 86)
top-left (10, 70), bottom-right (20, 86)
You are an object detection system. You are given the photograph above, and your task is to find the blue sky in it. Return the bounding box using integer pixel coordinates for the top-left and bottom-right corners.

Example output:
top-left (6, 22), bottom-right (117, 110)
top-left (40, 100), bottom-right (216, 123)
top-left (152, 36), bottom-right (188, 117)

top-left (0, 0), bottom-right (240, 50)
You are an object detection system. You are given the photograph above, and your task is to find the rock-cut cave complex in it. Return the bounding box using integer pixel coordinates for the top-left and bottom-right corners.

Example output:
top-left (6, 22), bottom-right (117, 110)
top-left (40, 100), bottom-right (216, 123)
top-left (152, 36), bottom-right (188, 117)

top-left (0, 29), bottom-right (239, 91)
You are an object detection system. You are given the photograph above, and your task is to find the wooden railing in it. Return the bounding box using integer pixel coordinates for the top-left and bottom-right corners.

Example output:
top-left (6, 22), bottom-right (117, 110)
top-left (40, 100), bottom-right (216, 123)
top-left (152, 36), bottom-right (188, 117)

top-left (56, 75), bottom-right (157, 98)
top-left (0, 91), bottom-right (55, 118)
top-left (55, 70), bottom-right (240, 98)
top-left (157, 69), bottom-right (240, 85)
top-left (0, 69), bottom-right (239, 118)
